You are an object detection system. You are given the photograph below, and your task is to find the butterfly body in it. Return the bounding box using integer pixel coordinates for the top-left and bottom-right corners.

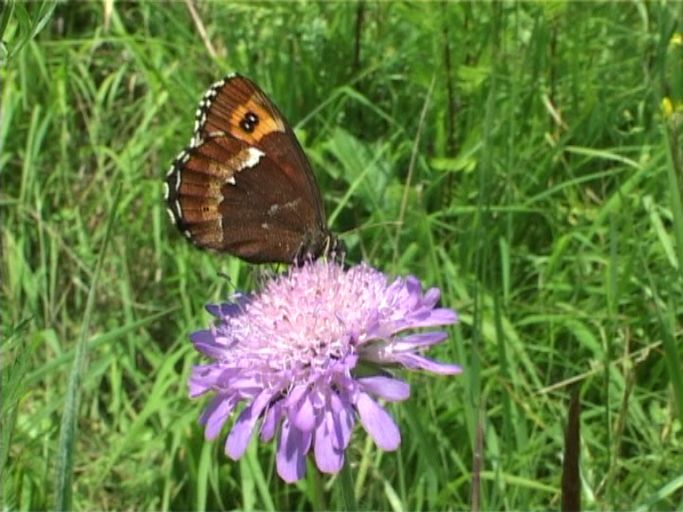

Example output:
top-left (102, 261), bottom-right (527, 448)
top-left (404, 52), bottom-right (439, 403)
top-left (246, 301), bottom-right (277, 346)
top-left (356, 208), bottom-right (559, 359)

top-left (165, 74), bottom-right (336, 264)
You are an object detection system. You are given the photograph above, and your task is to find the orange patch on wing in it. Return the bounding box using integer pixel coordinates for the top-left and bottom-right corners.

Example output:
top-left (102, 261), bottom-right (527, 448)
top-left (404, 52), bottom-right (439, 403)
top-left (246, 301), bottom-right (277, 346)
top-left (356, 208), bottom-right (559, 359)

top-left (179, 179), bottom-right (222, 198)
top-left (180, 197), bottom-right (222, 223)
top-left (230, 95), bottom-right (285, 144)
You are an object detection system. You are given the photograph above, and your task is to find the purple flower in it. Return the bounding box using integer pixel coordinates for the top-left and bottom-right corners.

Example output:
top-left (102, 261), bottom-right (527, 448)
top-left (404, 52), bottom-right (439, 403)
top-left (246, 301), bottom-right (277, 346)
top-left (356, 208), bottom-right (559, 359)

top-left (189, 260), bottom-right (461, 483)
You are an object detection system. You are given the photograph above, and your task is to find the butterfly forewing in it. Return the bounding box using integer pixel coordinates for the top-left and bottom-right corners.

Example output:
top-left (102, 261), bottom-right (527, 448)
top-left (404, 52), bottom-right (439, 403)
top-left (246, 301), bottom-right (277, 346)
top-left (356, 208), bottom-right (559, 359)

top-left (165, 74), bottom-right (333, 264)
top-left (195, 76), bottom-right (326, 224)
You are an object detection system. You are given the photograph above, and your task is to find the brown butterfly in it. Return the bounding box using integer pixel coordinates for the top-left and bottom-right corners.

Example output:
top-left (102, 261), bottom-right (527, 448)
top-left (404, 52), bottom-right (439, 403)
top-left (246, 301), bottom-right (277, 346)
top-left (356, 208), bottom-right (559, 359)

top-left (164, 74), bottom-right (340, 264)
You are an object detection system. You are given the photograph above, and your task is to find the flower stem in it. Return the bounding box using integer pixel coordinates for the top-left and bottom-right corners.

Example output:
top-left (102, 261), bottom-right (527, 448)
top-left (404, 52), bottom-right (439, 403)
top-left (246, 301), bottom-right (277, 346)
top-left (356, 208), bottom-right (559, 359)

top-left (309, 461), bottom-right (326, 511)
top-left (338, 458), bottom-right (358, 511)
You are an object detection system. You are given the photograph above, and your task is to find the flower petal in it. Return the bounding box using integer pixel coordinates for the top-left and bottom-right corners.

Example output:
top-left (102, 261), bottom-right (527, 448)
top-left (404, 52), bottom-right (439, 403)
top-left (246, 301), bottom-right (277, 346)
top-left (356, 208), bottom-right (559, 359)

top-left (190, 330), bottom-right (234, 358)
top-left (188, 365), bottom-right (224, 397)
top-left (421, 307), bottom-right (458, 326)
top-left (393, 309), bottom-right (457, 331)
top-left (291, 391), bottom-right (317, 432)
top-left (276, 420), bottom-right (311, 483)
top-left (394, 352), bottom-right (463, 374)
top-left (203, 396), bottom-right (236, 440)
top-left (199, 394), bottom-right (224, 424)
top-left (358, 376), bottom-right (410, 402)
top-left (190, 329), bottom-right (215, 345)
top-left (356, 392), bottom-right (401, 450)
top-left (405, 276), bottom-right (421, 296)
top-left (330, 392), bottom-right (355, 450)
top-left (284, 384), bottom-right (308, 407)
top-left (260, 402), bottom-right (282, 442)
top-left (393, 331), bottom-right (448, 349)
top-left (188, 378), bottom-right (212, 398)
top-left (423, 287), bottom-right (441, 307)
top-left (313, 411), bottom-right (344, 473)
top-left (225, 390), bottom-right (274, 459)
top-left (206, 299), bottom-right (246, 318)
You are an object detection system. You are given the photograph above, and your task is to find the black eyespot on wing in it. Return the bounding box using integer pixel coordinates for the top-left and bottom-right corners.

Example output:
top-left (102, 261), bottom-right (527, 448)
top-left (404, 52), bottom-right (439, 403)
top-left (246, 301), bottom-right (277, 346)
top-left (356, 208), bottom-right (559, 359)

top-left (240, 111), bottom-right (259, 133)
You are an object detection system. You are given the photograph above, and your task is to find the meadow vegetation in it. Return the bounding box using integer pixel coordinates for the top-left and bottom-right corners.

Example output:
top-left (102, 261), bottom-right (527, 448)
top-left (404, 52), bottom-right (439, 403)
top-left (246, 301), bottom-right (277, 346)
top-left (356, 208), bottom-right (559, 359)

top-left (1, 1), bottom-right (682, 509)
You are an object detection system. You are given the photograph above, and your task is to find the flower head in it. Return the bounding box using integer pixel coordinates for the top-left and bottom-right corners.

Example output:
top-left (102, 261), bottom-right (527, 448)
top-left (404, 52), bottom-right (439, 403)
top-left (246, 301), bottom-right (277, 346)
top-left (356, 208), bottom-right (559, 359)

top-left (189, 260), bottom-right (461, 482)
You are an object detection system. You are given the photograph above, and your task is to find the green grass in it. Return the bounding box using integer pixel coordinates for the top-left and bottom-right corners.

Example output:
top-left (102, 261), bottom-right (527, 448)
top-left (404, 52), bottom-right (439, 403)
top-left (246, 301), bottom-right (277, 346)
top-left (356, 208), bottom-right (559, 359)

top-left (2, 1), bottom-right (682, 510)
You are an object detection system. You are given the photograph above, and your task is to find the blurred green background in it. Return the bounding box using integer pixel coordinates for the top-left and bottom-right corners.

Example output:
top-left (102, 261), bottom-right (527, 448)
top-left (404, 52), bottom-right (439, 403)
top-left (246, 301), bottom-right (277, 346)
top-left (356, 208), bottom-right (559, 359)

top-left (2, 1), bottom-right (682, 510)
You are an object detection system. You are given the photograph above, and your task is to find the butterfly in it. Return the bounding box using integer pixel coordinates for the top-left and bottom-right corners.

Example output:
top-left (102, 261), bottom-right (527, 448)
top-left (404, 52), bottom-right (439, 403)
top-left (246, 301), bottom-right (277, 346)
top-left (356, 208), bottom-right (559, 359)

top-left (164, 74), bottom-right (340, 264)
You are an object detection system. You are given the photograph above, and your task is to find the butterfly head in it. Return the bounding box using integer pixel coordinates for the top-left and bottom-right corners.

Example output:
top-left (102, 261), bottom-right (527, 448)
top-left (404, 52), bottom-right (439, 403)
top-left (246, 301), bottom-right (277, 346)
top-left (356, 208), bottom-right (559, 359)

top-left (293, 228), bottom-right (345, 266)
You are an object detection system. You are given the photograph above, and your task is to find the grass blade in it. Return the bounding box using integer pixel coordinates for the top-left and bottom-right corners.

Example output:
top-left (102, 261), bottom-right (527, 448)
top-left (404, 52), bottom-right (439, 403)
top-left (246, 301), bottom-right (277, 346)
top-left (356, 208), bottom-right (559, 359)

top-left (53, 185), bottom-right (121, 510)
